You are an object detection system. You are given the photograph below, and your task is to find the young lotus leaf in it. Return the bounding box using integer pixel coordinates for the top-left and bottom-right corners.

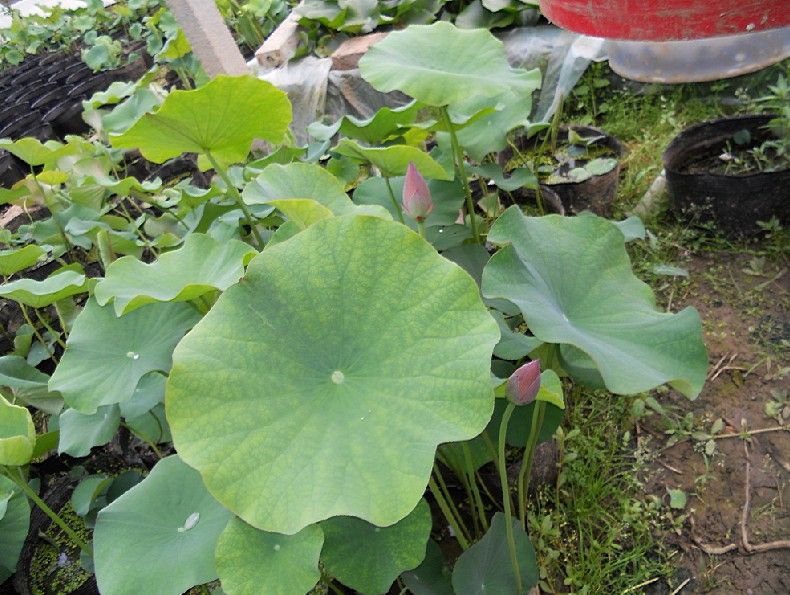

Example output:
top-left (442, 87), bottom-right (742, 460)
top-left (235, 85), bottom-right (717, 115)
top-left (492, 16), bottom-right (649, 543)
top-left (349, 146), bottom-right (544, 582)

top-left (215, 518), bottom-right (324, 595)
top-left (166, 215), bottom-right (499, 534)
top-left (451, 513), bottom-right (538, 595)
top-left (109, 76), bottom-right (292, 167)
top-left (50, 300), bottom-right (201, 413)
top-left (482, 207), bottom-right (708, 399)
top-left (0, 268), bottom-right (89, 308)
top-left (0, 244), bottom-right (47, 276)
top-left (320, 499), bottom-right (432, 595)
top-left (95, 233), bottom-right (257, 315)
top-left (93, 455), bottom-right (231, 595)
top-left (265, 199), bottom-right (334, 229)
top-left (359, 21), bottom-right (537, 107)
top-left (333, 139), bottom-right (452, 180)
top-left (308, 101), bottom-right (421, 143)
top-left (0, 475), bottom-right (30, 583)
top-left (242, 163), bottom-right (353, 212)
top-left (58, 405), bottom-right (121, 457)
top-left (0, 395), bottom-right (36, 466)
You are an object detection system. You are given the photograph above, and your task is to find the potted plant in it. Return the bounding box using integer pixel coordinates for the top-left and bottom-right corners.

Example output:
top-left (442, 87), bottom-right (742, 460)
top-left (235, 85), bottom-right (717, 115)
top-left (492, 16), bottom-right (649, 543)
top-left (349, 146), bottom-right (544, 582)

top-left (663, 73), bottom-right (790, 237)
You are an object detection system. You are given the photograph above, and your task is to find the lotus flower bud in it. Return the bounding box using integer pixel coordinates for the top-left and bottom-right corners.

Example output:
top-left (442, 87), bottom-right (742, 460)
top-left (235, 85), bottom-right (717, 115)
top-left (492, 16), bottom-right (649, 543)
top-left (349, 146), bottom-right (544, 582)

top-left (402, 162), bottom-right (433, 222)
top-left (506, 360), bottom-right (541, 406)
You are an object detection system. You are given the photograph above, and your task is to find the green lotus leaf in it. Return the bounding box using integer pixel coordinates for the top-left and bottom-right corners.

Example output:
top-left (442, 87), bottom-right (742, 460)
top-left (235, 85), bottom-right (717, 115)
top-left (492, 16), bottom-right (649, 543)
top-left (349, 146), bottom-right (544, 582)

top-left (50, 300), bottom-right (201, 413)
top-left (0, 267), bottom-right (89, 308)
top-left (0, 474), bottom-right (30, 582)
top-left (266, 199), bottom-right (334, 229)
top-left (0, 137), bottom-right (65, 168)
top-left (94, 455), bottom-right (232, 595)
top-left (167, 215), bottom-right (499, 534)
top-left (482, 207), bottom-right (708, 399)
top-left (359, 22), bottom-right (537, 107)
top-left (0, 395), bottom-right (36, 466)
top-left (70, 474), bottom-right (112, 517)
top-left (110, 76), bottom-right (292, 167)
top-left (0, 355), bottom-right (53, 395)
top-left (242, 163), bottom-right (353, 211)
top-left (401, 539), bottom-right (454, 595)
top-left (321, 499), bottom-right (431, 594)
top-left (483, 207), bottom-right (708, 398)
top-left (215, 518), bottom-right (323, 595)
top-left (308, 101), bottom-right (421, 143)
top-left (451, 512), bottom-right (538, 595)
top-left (333, 139), bottom-right (452, 180)
top-left (535, 369), bottom-right (564, 410)
top-left (58, 405), bottom-right (121, 457)
top-left (95, 233), bottom-right (257, 315)
top-left (119, 372), bottom-right (166, 420)
top-left (0, 244), bottom-right (47, 276)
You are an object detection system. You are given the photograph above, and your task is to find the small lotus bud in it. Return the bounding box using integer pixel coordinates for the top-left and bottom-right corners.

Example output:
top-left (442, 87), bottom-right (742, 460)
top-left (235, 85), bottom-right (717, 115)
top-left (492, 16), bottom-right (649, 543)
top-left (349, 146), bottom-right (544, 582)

top-left (402, 162), bottom-right (433, 222)
top-left (506, 360), bottom-right (541, 406)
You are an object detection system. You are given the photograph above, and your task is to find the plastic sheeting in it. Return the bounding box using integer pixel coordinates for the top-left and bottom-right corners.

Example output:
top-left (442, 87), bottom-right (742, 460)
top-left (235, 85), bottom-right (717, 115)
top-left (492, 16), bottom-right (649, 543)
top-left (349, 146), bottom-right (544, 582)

top-left (251, 25), bottom-right (607, 142)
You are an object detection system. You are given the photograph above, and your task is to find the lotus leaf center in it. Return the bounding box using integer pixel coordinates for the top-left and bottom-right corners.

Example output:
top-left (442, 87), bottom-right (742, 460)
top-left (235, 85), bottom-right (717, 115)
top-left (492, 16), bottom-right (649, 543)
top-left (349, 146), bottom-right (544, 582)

top-left (331, 370), bottom-right (345, 385)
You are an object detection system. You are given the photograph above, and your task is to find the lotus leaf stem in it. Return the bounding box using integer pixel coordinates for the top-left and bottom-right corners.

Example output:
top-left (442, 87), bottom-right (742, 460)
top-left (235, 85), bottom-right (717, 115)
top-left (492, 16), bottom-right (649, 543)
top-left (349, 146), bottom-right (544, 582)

top-left (428, 475), bottom-right (470, 550)
top-left (462, 443), bottom-right (489, 531)
top-left (204, 152), bottom-right (264, 250)
top-left (19, 304), bottom-right (55, 361)
top-left (517, 400), bottom-right (546, 529)
top-left (498, 402), bottom-right (523, 592)
top-left (384, 176), bottom-right (405, 223)
top-left (440, 107), bottom-right (480, 244)
top-left (3, 466), bottom-right (91, 554)
top-left (433, 464), bottom-right (472, 546)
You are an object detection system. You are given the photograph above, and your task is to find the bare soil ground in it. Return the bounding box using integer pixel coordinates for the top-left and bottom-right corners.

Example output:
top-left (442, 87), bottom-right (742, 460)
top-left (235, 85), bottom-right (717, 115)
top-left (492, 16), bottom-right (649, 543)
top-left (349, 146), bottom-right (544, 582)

top-left (643, 251), bottom-right (789, 594)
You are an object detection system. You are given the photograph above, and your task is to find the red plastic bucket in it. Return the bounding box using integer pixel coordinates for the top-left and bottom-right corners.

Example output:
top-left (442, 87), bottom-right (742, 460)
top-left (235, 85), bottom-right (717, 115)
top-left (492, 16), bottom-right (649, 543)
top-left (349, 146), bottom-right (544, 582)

top-left (539, 0), bottom-right (790, 41)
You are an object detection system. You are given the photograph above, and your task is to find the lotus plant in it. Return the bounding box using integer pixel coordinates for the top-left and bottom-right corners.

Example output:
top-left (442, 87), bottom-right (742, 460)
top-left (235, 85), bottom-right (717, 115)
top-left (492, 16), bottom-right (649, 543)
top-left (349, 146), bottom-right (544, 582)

top-left (402, 162), bottom-right (433, 236)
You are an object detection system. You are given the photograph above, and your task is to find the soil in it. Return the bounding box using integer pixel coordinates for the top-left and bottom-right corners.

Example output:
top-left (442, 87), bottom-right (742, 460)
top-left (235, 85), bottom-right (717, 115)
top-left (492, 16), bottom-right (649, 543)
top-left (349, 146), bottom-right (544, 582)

top-left (641, 251), bottom-right (789, 594)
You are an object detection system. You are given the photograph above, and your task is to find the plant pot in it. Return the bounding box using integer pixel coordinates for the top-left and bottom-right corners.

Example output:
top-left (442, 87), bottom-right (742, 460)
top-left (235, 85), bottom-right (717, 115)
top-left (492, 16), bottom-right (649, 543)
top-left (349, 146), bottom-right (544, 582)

top-left (512, 184), bottom-right (566, 216)
top-left (502, 125), bottom-right (625, 216)
top-left (13, 477), bottom-right (98, 595)
top-left (663, 114), bottom-right (790, 237)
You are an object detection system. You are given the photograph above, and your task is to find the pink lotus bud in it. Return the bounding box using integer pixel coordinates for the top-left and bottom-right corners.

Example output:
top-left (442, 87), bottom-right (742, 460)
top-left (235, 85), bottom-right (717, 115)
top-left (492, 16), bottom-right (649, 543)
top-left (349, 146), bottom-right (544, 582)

top-left (506, 360), bottom-right (541, 406)
top-left (402, 162), bottom-right (433, 222)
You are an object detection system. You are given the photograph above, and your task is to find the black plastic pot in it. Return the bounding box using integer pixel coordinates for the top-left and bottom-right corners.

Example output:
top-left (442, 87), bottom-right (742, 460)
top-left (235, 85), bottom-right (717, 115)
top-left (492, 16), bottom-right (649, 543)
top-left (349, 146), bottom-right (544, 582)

top-left (512, 184), bottom-right (566, 215)
top-left (663, 115), bottom-right (790, 237)
top-left (501, 125), bottom-right (625, 216)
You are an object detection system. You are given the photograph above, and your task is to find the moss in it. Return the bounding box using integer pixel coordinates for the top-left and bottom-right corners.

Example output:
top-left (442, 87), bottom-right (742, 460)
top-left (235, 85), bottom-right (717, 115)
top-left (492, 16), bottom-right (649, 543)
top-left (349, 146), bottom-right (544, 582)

top-left (29, 504), bottom-right (91, 595)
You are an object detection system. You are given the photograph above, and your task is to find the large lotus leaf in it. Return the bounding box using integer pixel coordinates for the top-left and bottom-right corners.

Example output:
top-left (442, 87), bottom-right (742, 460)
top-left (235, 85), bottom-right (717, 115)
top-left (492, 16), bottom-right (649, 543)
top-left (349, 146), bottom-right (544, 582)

top-left (359, 21), bottom-right (537, 107)
top-left (333, 139), bottom-right (452, 180)
top-left (95, 233), bottom-right (256, 315)
top-left (58, 405), bottom-right (120, 457)
top-left (451, 512), bottom-right (538, 595)
top-left (0, 245), bottom-right (47, 276)
top-left (482, 207), bottom-right (707, 398)
top-left (215, 518), bottom-right (323, 595)
top-left (0, 395), bottom-right (36, 466)
top-left (308, 101), bottom-right (421, 143)
top-left (242, 163), bottom-right (353, 211)
top-left (321, 499), bottom-right (431, 594)
top-left (166, 215), bottom-right (499, 534)
top-left (93, 455), bottom-right (232, 595)
top-left (0, 268), bottom-right (89, 308)
top-left (0, 474), bottom-right (30, 582)
top-left (110, 76), bottom-right (292, 167)
top-left (50, 300), bottom-right (201, 413)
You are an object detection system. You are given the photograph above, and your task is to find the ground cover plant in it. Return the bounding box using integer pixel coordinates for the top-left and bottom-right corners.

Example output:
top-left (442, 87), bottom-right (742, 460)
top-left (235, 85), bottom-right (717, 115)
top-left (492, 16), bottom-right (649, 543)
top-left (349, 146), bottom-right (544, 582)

top-left (0, 20), bottom-right (717, 595)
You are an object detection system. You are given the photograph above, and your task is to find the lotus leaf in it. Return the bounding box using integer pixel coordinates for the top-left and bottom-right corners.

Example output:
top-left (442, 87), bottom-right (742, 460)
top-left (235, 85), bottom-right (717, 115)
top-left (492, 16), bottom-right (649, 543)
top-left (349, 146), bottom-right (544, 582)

top-left (215, 518), bottom-right (324, 595)
top-left (482, 207), bottom-right (707, 398)
top-left (451, 513), bottom-right (538, 595)
top-left (93, 455), bottom-right (231, 595)
top-left (401, 539), bottom-right (454, 595)
top-left (359, 22), bottom-right (537, 107)
top-left (242, 163), bottom-right (353, 211)
top-left (166, 215), bottom-right (499, 534)
top-left (0, 475), bottom-right (30, 582)
top-left (95, 233), bottom-right (256, 315)
top-left (308, 101), bottom-right (421, 143)
top-left (110, 76), bottom-right (292, 167)
top-left (333, 139), bottom-right (451, 180)
top-left (58, 405), bottom-right (120, 457)
top-left (321, 499), bottom-right (432, 594)
top-left (50, 300), bottom-right (201, 413)
top-left (0, 245), bottom-right (47, 276)
top-left (0, 395), bottom-right (36, 466)
top-left (0, 268), bottom-right (89, 308)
